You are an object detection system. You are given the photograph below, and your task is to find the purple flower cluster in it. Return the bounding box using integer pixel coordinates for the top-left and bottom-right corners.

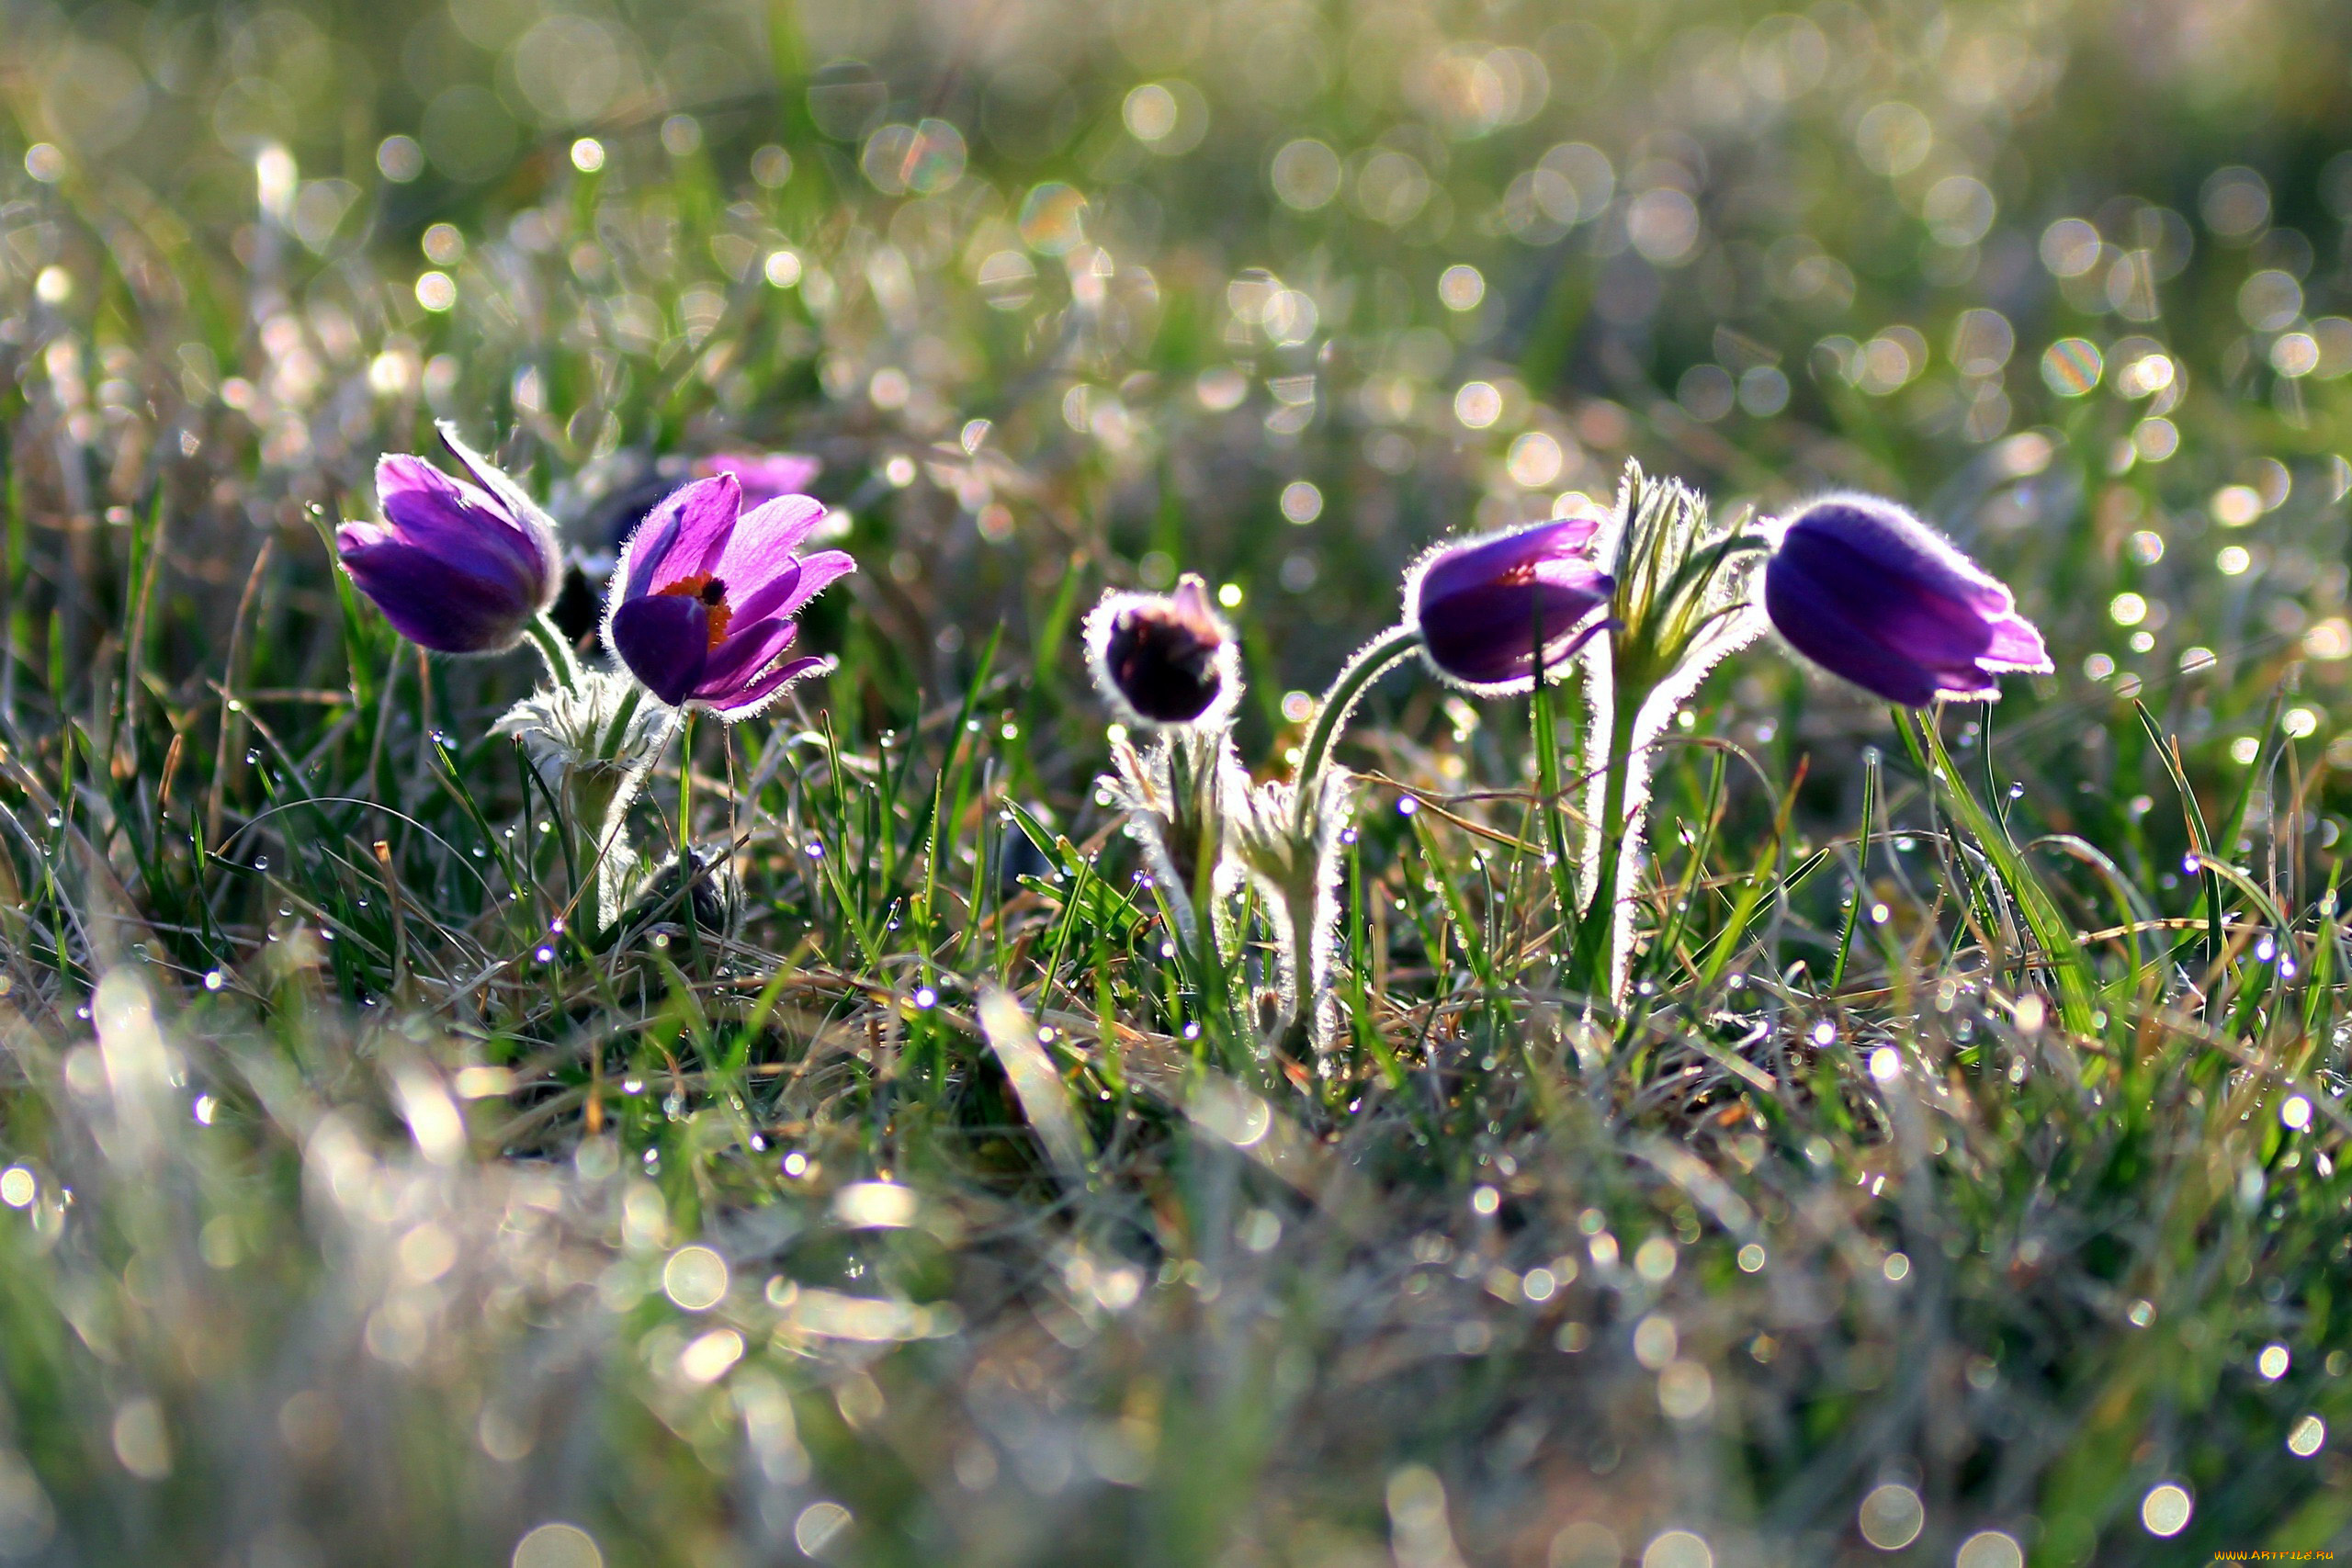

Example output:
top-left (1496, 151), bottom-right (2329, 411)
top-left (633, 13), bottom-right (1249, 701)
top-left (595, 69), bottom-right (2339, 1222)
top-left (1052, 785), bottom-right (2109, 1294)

top-left (1387, 490), bottom-right (2044, 712)
top-left (336, 429), bottom-right (854, 720)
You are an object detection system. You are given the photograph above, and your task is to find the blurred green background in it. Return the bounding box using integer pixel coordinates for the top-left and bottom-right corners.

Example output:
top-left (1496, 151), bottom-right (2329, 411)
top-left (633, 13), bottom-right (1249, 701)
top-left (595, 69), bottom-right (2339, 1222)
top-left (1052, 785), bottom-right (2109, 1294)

top-left (9, 0), bottom-right (2352, 737)
top-left (9, 2), bottom-right (2352, 1565)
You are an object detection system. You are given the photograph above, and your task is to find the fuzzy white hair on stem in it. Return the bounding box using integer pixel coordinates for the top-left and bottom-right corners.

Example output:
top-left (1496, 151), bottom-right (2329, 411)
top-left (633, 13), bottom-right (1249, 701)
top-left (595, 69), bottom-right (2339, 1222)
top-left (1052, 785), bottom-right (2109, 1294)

top-left (1575, 460), bottom-right (1770, 1002)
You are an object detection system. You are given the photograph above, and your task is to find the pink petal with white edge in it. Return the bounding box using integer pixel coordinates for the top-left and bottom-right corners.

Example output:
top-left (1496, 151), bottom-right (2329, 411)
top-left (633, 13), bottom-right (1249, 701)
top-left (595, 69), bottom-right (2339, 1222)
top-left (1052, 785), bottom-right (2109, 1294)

top-left (738, 549), bottom-right (856, 625)
top-left (697, 617), bottom-right (799, 696)
top-left (376, 453), bottom-right (487, 509)
top-left (707, 655), bottom-right (827, 719)
top-left (712, 495), bottom-right (831, 590)
top-left (1981, 614), bottom-right (2052, 671)
top-left (775, 550), bottom-right (857, 618)
top-left (658, 475), bottom-right (747, 588)
top-left (625, 477), bottom-right (741, 596)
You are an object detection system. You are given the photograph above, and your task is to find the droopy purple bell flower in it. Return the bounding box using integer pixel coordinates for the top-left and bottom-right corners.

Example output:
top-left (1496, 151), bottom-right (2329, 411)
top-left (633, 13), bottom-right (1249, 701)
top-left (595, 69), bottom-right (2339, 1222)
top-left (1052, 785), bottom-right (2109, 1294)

top-left (1405, 516), bottom-right (1613, 693)
top-left (1763, 495), bottom-right (2051, 706)
top-left (336, 426), bottom-right (561, 655)
top-left (604, 473), bottom-right (855, 719)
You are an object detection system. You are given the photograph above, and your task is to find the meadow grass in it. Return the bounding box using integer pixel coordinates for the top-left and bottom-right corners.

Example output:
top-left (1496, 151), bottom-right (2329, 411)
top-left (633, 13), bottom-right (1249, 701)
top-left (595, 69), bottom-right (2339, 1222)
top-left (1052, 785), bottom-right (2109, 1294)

top-left (1, 0), bottom-right (2351, 1562)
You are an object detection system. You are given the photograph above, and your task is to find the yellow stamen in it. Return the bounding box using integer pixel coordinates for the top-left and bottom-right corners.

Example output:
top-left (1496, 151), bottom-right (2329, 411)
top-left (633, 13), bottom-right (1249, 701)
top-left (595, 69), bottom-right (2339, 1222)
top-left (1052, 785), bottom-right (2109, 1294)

top-left (659, 572), bottom-right (732, 647)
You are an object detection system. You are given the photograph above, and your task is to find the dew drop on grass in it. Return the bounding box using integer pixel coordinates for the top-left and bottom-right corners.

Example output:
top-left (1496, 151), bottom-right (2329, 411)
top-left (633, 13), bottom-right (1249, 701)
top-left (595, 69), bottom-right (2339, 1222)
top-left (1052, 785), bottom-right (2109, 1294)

top-left (203, 971), bottom-right (223, 991)
top-left (535, 946), bottom-right (555, 964)
top-left (244, 750), bottom-right (260, 765)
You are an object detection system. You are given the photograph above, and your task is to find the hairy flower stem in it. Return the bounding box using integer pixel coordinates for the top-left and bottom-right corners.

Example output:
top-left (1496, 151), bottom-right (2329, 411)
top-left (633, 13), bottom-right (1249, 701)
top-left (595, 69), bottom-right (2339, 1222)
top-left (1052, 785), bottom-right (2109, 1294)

top-left (524, 613), bottom-right (582, 694)
top-left (1571, 679), bottom-right (1642, 999)
top-left (583, 708), bottom-right (679, 935)
top-left (1292, 624), bottom-right (1419, 840)
top-left (1269, 877), bottom-right (1309, 1035)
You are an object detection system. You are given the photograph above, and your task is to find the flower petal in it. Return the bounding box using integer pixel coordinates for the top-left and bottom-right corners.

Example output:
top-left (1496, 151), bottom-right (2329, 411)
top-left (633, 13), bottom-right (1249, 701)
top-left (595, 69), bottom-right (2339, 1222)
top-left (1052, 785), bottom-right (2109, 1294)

top-left (1414, 518), bottom-right (1596, 614)
top-left (1980, 612), bottom-right (2052, 672)
top-left (668, 473), bottom-right (746, 583)
top-left (711, 495), bottom-right (831, 593)
top-left (626, 476), bottom-right (741, 597)
top-left (1771, 523), bottom-right (2007, 671)
top-left (697, 452), bottom-right (820, 504)
top-left (1786, 499), bottom-right (2010, 616)
top-left (609, 592), bottom-right (712, 705)
top-left (738, 548), bottom-right (856, 624)
top-left (703, 655), bottom-right (826, 720)
top-left (1762, 562), bottom-right (1945, 705)
top-left (695, 616), bottom-right (798, 699)
top-left (430, 424), bottom-right (560, 605)
top-left (339, 537), bottom-right (537, 654)
top-left (1418, 575), bottom-right (1609, 687)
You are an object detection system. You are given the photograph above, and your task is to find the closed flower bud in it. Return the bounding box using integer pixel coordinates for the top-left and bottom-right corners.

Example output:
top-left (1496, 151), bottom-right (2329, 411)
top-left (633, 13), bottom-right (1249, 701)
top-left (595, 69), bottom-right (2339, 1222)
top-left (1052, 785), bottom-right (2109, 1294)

top-left (1084, 575), bottom-right (1240, 728)
top-left (336, 425), bottom-right (562, 655)
top-left (1405, 517), bottom-right (1612, 693)
top-left (1764, 495), bottom-right (2050, 706)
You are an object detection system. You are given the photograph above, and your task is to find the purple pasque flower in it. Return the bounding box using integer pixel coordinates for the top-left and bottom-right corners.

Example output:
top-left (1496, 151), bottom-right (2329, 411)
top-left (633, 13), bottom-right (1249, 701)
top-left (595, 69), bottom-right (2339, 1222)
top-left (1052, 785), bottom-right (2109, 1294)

top-left (604, 473), bottom-right (855, 719)
top-left (336, 425), bottom-right (561, 655)
top-left (1404, 516), bottom-right (1612, 693)
top-left (1763, 494), bottom-right (2051, 706)
top-left (694, 451), bottom-right (821, 506)
top-left (1084, 574), bottom-right (1241, 728)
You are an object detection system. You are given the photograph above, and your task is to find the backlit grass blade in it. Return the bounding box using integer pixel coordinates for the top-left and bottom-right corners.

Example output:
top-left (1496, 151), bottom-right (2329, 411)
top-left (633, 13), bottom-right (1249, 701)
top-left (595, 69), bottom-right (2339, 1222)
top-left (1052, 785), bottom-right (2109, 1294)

top-left (1897, 708), bottom-right (2096, 1034)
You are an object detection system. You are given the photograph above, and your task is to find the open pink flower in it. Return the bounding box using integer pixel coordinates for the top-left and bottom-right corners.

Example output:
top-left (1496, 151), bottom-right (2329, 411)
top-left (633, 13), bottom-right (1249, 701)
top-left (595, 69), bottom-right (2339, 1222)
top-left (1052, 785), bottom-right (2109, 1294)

top-left (603, 475), bottom-right (854, 719)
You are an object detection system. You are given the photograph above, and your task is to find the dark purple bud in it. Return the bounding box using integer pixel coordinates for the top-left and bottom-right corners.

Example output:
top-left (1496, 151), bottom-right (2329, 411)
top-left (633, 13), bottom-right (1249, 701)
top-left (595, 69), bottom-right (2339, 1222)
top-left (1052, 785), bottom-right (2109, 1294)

top-left (1406, 517), bottom-right (1611, 693)
top-left (1085, 575), bottom-right (1239, 728)
top-left (335, 426), bottom-right (560, 655)
top-left (1769, 495), bottom-right (2041, 705)
top-left (605, 472), bottom-right (855, 719)
top-left (1764, 495), bottom-right (2050, 706)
